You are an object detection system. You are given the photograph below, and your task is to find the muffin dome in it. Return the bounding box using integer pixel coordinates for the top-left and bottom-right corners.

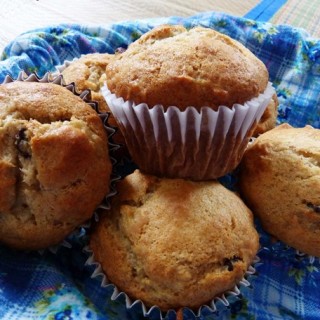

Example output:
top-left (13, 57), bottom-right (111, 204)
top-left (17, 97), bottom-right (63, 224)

top-left (90, 170), bottom-right (259, 310)
top-left (0, 81), bottom-right (112, 249)
top-left (61, 53), bottom-right (112, 112)
top-left (106, 25), bottom-right (269, 111)
top-left (239, 123), bottom-right (320, 256)
top-left (61, 53), bottom-right (126, 153)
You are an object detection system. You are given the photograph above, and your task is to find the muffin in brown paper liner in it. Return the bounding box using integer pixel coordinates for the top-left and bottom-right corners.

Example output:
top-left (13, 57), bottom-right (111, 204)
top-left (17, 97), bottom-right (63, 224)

top-left (85, 170), bottom-right (261, 319)
top-left (0, 72), bottom-right (119, 251)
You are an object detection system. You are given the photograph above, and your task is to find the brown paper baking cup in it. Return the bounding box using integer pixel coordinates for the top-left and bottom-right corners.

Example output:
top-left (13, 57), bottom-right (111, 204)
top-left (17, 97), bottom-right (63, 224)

top-left (1, 72), bottom-right (120, 252)
top-left (85, 246), bottom-right (260, 319)
top-left (102, 82), bottom-right (275, 180)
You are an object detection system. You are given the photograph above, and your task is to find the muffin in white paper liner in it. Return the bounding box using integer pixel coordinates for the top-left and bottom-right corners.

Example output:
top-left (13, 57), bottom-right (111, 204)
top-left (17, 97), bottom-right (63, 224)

top-left (239, 123), bottom-right (320, 261)
top-left (1, 72), bottom-right (120, 252)
top-left (3, 71), bottom-right (120, 207)
top-left (84, 246), bottom-right (260, 320)
top-left (102, 82), bottom-right (275, 180)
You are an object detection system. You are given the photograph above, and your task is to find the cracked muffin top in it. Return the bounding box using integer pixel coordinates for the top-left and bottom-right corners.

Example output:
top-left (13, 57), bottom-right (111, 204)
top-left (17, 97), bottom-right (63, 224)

top-left (0, 81), bottom-right (112, 250)
top-left (106, 24), bottom-right (269, 111)
top-left (61, 53), bottom-right (112, 113)
top-left (61, 53), bottom-right (127, 152)
top-left (90, 169), bottom-right (259, 310)
top-left (239, 123), bottom-right (320, 256)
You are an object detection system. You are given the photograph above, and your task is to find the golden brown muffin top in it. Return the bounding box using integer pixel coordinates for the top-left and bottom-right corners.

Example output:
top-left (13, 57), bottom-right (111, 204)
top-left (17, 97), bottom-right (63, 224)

top-left (239, 123), bottom-right (320, 256)
top-left (90, 170), bottom-right (259, 310)
top-left (62, 53), bottom-right (112, 94)
top-left (106, 25), bottom-right (269, 111)
top-left (61, 53), bottom-right (128, 153)
top-left (0, 81), bottom-right (112, 249)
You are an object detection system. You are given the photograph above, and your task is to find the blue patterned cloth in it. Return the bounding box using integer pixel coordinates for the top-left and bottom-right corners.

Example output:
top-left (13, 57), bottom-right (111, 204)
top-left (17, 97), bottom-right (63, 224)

top-left (0, 11), bottom-right (319, 320)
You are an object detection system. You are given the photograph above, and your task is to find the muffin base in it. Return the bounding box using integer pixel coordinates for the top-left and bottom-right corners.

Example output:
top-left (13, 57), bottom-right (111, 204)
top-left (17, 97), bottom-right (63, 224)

top-left (1, 72), bottom-right (119, 251)
top-left (85, 246), bottom-right (260, 319)
top-left (102, 82), bottom-right (275, 180)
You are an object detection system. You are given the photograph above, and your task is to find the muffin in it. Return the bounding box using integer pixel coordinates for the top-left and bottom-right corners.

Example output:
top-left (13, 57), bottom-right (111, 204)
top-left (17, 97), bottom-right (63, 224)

top-left (239, 123), bottom-right (320, 257)
top-left (253, 93), bottom-right (278, 136)
top-left (0, 80), bottom-right (112, 250)
top-left (61, 53), bottom-right (112, 112)
top-left (103, 24), bottom-right (275, 180)
top-left (60, 53), bottom-right (126, 151)
top-left (90, 170), bottom-right (259, 311)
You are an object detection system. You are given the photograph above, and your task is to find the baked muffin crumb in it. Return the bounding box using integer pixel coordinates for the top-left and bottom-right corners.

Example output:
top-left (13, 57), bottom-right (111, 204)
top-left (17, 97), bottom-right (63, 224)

top-left (106, 25), bottom-right (269, 111)
top-left (239, 123), bottom-right (320, 256)
top-left (90, 170), bottom-right (259, 310)
top-left (0, 81), bottom-right (112, 250)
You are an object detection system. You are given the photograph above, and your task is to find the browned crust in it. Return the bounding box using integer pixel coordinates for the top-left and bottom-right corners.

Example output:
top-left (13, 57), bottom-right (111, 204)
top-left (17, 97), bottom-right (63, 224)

top-left (61, 53), bottom-right (112, 112)
top-left (61, 53), bottom-right (127, 151)
top-left (106, 25), bottom-right (269, 111)
top-left (253, 93), bottom-right (279, 136)
top-left (0, 81), bottom-right (112, 249)
top-left (90, 170), bottom-right (259, 310)
top-left (239, 123), bottom-right (320, 256)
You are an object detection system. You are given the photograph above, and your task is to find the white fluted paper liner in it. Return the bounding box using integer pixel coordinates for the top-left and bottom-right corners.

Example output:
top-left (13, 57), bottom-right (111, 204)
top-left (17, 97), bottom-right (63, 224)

top-left (295, 250), bottom-right (319, 264)
top-left (84, 246), bottom-right (260, 319)
top-left (102, 82), bottom-right (275, 180)
top-left (1, 72), bottom-right (120, 252)
top-left (262, 242), bottom-right (320, 264)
